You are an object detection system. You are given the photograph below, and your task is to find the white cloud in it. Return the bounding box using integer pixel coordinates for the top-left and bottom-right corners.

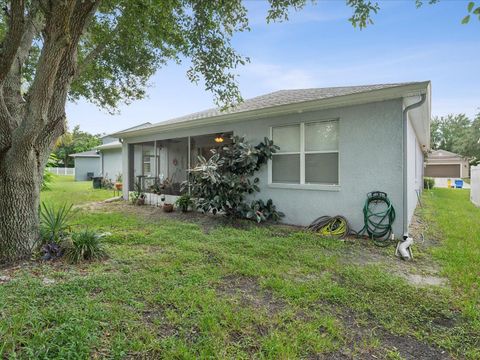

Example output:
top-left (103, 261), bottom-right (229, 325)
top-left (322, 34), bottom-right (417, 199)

top-left (239, 62), bottom-right (316, 92)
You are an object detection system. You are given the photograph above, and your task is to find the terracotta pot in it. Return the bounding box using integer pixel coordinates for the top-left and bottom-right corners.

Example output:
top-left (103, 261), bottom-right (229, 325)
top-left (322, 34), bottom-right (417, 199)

top-left (163, 203), bottom-right (174, 213)
top-left (115, 182), bottom-right (123, 191)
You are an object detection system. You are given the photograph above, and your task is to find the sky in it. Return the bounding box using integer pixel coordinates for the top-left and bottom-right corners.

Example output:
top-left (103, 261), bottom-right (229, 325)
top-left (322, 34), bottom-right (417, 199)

top-left (66, 0), bottom-right (480, 135)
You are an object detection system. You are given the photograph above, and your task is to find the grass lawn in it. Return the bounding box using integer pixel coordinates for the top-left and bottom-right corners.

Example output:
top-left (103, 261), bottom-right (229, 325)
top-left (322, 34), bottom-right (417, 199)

top-left (0, 178), bottom-right (478, 359)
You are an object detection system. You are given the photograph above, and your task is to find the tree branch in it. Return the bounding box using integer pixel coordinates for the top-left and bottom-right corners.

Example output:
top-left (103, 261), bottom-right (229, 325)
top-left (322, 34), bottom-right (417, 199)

top-left (0, 1), bottom-right (26, 85)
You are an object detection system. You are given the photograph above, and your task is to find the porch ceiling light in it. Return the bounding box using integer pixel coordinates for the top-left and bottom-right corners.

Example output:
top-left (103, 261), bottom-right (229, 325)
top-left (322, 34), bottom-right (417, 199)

top-left (214, 134), bottom-right (224, 143)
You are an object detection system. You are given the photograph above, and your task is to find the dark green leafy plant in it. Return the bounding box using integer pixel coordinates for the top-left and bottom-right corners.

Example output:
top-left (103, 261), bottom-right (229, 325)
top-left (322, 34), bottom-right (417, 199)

top-left (64, 229), bottom-right (107, 264)
top-left (40, 203), bottom-right (73, 244)
top-left (424, 177), bottom-right (435, 190)
top-left (175, 194), bottom-right (194, 212)
top-left (186, 136), bottom-right (283, 222)
top-left (242, 199), bottom-right (285, 223)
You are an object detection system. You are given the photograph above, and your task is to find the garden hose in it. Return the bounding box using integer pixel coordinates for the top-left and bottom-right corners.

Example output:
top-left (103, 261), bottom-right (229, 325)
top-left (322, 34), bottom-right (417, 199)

top-left (357, 191), bottom-right (396, 247)
top-left (306, 215), bottom-right (352, 239)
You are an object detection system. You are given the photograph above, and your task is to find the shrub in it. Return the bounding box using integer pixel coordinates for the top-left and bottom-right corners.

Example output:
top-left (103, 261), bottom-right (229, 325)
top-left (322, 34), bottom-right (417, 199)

top-left (186, 136), bottom-right (284, 222)
top-left (242, 199), bottom-right (284, 223)
top-left (175, 194), bottom-right (194, 212)
top-left (424, 177), bottom-right (435, 189)
top-left (64, 229), bottom-right (107, 264)
top-left (40, 202), bottom-right (73, 244)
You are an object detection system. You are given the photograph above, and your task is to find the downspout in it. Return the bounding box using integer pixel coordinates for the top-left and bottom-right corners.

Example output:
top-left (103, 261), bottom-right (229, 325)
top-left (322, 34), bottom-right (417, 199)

top-left (402, 94), bottom-right (426, 236)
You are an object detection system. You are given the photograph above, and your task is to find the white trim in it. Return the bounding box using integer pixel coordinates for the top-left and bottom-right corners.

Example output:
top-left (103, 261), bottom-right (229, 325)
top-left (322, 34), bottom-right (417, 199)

top-left (269, 118), bottom-right (340, 188)
top-left (268, 183), bottom-right (340, 191)
top-left (300, 122), bottom-right (305, 185)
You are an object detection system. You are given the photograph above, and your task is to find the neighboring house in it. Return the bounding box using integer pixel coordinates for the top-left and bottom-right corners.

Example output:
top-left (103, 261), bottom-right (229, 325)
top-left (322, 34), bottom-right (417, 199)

top-left (70, 150), bottom-right (101, 181)
top-left (425, 149), bottom-right (470, 178)
top-left (112, 81), bottom-right (431, 237)
top-left (96, 135), bottom-right (122, 182)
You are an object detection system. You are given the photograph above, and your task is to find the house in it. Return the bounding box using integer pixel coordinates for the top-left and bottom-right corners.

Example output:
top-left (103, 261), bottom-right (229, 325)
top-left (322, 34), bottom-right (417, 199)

top-left (425, 149), bottom-right (470, 178)
top-left (95, 122), bottom-right (153, 182)
top-left (111, 81), bottom-right (431, 237)
top-left (96, 135), bottom-right (122, 182)
top-left (70, 150), bottom-right (101, 181)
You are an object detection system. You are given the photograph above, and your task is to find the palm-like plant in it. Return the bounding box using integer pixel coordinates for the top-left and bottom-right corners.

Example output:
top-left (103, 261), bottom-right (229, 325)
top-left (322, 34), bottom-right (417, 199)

top-left (40, 202), bottom-right (73, 243)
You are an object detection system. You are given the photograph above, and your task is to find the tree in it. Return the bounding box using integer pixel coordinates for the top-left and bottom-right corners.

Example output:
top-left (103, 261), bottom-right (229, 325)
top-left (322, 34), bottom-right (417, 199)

top-left (430, 114), bottom-right (471, 152)
top-left (0, 1), bottom-right (476, 263)
top-left (430, 112), bottom-right (480, 165)
top-left (53, 125), bottom-right (102, 167)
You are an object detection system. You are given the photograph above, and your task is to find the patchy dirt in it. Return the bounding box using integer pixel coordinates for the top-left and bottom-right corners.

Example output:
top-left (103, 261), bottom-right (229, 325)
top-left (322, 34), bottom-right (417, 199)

top-left (216, 274), bottom-right (286, 315)
top-left (322, 308), bottom-right (452, 360)
top-left (97, 200), bottom-right (301, 235)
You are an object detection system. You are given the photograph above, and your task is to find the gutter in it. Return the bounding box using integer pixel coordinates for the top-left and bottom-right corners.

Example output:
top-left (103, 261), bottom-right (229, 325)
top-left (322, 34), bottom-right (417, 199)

top-left (402, 94), bottom-right (427, 235)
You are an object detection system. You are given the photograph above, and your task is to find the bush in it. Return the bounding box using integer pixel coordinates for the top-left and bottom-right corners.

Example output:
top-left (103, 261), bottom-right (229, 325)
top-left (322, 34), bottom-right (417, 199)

top-left (64, 229), bottom-right (107, 264)
top-left (186, 135), bottom-right (284, 222)
top-left (175, 194), bottom-right (194, 212)
top-left (241, 199), bottom-right (284, 223)
top-left (424, 177), bottom-right (435, 189)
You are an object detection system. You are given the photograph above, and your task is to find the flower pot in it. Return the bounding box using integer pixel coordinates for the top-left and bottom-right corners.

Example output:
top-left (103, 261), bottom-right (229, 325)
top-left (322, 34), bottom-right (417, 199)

top-left (163, 203), bottom-right (174, 213)
top-left (136, 197), bottom-right (145, 206)
top-left (115, 182), bottom-right (123, 191)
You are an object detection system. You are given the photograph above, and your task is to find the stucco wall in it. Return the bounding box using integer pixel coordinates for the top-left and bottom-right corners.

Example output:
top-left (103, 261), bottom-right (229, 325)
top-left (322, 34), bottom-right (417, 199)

top-left (406, 114), bottom-right (424, 228)
top-left (74, 157), bottom-right (101, 181)
top-left (122, 99), bottom-right (405, 236)
top-left (101, 148), bottom-right (122, 182)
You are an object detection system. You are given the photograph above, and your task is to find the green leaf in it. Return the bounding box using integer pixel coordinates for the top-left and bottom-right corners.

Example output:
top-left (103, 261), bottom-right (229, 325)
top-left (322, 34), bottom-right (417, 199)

top-left (461, 15), bottom-right (471, 24)
top-left (468, 1), bottom-right (475, 12)
top-left (473, 7), bottom-right (480, 14)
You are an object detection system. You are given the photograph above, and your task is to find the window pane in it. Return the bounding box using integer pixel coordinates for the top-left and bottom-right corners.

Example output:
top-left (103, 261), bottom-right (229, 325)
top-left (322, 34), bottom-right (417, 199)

top-left (305, 153), bottom-right (339, 184)
top-left (272, 125), bottom-right (300, 153)
top-left (272, 154), bottom-right (300, 183)
top-left (305, 121), bottom-right (338, 152)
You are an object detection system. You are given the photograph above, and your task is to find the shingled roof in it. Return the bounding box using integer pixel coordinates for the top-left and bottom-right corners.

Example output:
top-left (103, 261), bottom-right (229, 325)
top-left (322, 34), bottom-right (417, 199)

top-left (113, 81), bottom-right (430, 137)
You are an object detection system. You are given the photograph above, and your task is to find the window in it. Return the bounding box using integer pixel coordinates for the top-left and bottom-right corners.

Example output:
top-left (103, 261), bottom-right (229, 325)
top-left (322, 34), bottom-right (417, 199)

top-left (271, 120), bottom-right (339, 186)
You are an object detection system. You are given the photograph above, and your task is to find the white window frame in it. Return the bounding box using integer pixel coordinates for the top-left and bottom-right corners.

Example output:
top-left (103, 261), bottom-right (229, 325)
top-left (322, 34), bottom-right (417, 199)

top-left (268, 119), bottom-right (340, 191)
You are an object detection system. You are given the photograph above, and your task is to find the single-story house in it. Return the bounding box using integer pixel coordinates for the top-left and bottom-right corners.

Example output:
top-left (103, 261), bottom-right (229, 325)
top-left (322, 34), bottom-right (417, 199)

top-left (425, 149), bottom-right (470, 178)
top-left (112, 81), bottom-right (431, 237)
top-left (95, 123), bottom-right (152, 182)
top-left (96, 135), bottom-right (123, 182)
top-left (70, 150), bottom-right (101, 181)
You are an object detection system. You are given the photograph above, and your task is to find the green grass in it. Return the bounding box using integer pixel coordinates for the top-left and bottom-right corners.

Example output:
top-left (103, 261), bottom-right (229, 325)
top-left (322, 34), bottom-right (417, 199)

top-left (422, 189), bottom-right (480, 323)
top-left (0, 184), bottom-right (479, 358)
top-left (41, 175), bottom-right (114, 207)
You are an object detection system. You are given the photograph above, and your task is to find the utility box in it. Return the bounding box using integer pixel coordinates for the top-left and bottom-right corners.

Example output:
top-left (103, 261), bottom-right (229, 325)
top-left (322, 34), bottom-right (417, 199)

top-left (92, 177), bottom-right (103, 189)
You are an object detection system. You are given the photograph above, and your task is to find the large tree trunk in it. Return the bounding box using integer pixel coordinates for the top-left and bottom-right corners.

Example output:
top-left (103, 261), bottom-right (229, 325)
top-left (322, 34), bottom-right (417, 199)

top-left (0, 147), bottom-right (43, 264)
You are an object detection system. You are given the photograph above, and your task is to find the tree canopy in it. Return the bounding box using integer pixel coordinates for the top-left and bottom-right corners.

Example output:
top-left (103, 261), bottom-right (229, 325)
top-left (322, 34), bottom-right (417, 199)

top-left (53, 126), bottom-right (102, 167)
top-left (430, 112), bottom-right (480, 164)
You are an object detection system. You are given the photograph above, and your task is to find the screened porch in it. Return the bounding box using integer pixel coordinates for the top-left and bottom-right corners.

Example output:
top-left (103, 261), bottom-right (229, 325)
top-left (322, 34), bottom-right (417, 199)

top-left (129, 132), bottom-right (232, 198)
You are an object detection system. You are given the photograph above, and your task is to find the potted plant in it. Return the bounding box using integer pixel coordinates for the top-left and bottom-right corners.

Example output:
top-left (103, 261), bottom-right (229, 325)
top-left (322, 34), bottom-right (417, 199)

top-left (115, 173), bottom-right (123, 191)
top-left (163, 203), bottom-right (174, 212)
top-left (175, 194), bottom-right (194, 213)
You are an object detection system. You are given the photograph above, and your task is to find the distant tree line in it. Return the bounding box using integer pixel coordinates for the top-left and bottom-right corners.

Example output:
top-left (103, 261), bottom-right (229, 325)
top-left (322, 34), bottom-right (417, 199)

top-left (430, 111), bottom-right (480, 165)
top-left (52, 126), bottom-right (102, 168)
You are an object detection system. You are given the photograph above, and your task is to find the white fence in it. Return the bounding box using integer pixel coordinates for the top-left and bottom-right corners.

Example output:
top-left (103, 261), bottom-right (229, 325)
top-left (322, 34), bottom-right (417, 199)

top-left (471, 165), bottom-right (480, 207)
top-left (47, 167), bottom-right (75, 176)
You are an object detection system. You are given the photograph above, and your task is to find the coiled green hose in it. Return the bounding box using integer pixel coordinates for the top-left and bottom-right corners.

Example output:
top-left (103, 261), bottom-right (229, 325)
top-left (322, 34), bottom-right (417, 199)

top-left (358, 191), bottom-right (396, 246)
